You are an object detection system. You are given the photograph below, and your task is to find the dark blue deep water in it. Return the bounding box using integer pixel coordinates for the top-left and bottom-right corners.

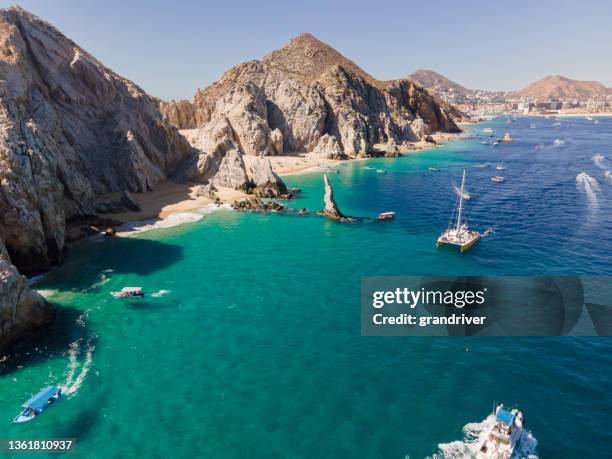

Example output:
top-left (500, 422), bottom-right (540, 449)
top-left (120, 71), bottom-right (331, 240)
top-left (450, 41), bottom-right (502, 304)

top-left (2, 116), bottom-right (611, 458)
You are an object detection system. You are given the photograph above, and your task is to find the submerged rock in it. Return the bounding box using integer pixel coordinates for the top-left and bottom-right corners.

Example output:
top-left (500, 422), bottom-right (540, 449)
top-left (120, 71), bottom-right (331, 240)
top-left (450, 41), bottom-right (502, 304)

top-left (319, 174), bottom-right (345, 220)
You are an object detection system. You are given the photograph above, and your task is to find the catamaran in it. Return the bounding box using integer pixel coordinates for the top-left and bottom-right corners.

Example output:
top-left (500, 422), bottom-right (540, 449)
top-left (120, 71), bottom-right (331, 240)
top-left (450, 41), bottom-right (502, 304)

top-left (14, 386), bottom-right (62, 423)
top-left (111, 287), bottom-right (144, 298)
top-left (478, 404), bottom-right (525, 458)
top-left (437, 170), bottom-right (480, 253)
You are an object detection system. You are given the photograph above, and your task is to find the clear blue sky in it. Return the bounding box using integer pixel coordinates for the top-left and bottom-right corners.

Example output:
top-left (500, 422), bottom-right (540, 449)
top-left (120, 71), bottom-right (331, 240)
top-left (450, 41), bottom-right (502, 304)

top-left (4, 0), bottom-right (612, 100)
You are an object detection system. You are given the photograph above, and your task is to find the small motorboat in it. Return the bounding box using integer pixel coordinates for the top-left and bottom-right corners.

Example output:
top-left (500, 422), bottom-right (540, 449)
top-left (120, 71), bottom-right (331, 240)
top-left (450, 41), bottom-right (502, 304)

top-left (491, 176), bottom-right (505, 183)
top-left (14, 386), bottom-right (62, 423)
top-left (498, 133), bottom-right (513, 143)
top-left (111, 287), bottom-right (145, 298)
top-left (378, 212), bottom-right (395, 221)
top-left (364, 165), bottom-right (376, 170)
top-left (496, 165), bottom-right (506, 171)
top-left (483, 127), bottom-right (494, 134)
top-left (376, 169), bottom-right (386, 174)
top-left (481, 140), bottom-right (492, 145)
top-left (428, 167), bottom-right (440, 172)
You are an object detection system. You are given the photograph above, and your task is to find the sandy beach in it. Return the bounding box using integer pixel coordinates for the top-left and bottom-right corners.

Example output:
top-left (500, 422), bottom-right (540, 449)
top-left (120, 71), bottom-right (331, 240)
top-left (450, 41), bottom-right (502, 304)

top-left (82, 129), bottom-right (467, 237)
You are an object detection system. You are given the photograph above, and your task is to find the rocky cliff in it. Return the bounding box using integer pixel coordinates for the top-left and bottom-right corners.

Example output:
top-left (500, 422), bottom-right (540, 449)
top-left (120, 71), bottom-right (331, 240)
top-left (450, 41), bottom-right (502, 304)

top-left (0, 7), bottom-right (207, 353)
top-left (0, 236), bottom-right (52, 355)
top-left (161, 33), bottom-right (461, 160)
top-left (0, 6), bottom-right (198, 274)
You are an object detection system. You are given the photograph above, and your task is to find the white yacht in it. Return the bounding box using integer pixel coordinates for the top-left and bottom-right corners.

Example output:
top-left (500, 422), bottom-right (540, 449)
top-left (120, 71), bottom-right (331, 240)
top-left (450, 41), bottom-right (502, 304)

top-left (479, 404), bottom-right (525, 459)
top-left (437, 170), bottom-right (480, 252)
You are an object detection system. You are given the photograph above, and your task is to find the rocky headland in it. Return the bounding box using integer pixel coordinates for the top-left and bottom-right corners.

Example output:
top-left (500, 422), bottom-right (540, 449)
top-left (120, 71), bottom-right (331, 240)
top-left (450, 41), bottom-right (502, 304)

top-left (0, 8), bottom-right (464, 355)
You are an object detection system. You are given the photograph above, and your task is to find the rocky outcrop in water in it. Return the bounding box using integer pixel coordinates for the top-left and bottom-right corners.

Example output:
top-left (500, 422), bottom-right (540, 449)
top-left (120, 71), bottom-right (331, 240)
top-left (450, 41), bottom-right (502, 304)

top-left (0, 237), bottom-right (53, 355)
top-left (161, 33), bottom-right (461, 160)
top-left (320, 174), bottom-right (345, 220)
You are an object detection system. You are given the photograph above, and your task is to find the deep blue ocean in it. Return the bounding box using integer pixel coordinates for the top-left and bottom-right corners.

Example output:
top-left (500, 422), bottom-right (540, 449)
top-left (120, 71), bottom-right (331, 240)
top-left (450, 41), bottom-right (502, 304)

top-left (2, 116), bottom-right (611, 458)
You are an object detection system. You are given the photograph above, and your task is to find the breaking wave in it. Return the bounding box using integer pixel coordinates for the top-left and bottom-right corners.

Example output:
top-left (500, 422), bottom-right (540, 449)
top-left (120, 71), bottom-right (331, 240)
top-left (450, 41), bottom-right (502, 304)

top-left (36, 289), bottom-right (58, 299)
top-left (61, 313), bottom-right (95, 396)
top-left (150, 289), bottom-right (171, 298)
top-left (116, 203), bottom-right (231, 235)
top-left (604, 171), bottom-right (612, 182)
top-left (591, 153), bottom-right (607, 169)
top-left (428, 414), bottom-right (538, 459)
top-left (576, 172), bottom-right (600, 207)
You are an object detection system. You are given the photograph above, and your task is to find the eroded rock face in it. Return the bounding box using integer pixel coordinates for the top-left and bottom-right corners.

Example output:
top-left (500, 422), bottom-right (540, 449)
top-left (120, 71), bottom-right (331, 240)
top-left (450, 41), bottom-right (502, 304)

top-left (320, 174), bottom-right (344, 220)
top-left (0, 7), bottom-right (196, 273)
top-left (0, 237), bottom-right (53, 356)
top-left (248, 157), bottom-right (287, 198)
top-left (162, 33), bottom-right (460, 159)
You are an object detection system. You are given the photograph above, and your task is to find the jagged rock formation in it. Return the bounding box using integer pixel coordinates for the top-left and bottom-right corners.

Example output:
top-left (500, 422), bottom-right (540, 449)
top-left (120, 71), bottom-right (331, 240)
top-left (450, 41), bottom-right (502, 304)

top-left (0, 7), bottom-right (199, 274)
top-left (161, 33), bottom-right (461, 160)
top-left (320, 174), bottom-right (344, 220)
top-left (0, 237), bottom-right (53, 355)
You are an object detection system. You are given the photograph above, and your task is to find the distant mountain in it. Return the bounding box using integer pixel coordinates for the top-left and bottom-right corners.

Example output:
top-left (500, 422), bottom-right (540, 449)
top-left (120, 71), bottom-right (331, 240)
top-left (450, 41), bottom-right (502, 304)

top-left (515, 75), bottom-right (610, 100)
top-left (408, 70), bottom-right (469, 96)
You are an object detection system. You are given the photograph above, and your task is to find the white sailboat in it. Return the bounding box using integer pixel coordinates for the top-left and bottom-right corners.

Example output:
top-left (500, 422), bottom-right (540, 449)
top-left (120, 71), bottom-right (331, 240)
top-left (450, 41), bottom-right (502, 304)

top-left (437, 170), bottom-right (480, 252)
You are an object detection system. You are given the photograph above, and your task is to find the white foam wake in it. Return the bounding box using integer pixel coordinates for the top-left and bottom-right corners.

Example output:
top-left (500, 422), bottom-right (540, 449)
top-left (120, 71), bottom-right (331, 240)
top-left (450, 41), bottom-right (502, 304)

top-left (150, 289), bottom-right (171, 298)
top-left (553, 138), bottom-right (565, 146)
top-left (61, 313), bottom-right (95, 396)
top-left (604, 171), bottom-right (612, 182)
top-left (429, 414), bottom-right (538, 459)
top-left (591, 153), bottom-right (607, 169)
top-left (576, 172), bottom-right (600, 207)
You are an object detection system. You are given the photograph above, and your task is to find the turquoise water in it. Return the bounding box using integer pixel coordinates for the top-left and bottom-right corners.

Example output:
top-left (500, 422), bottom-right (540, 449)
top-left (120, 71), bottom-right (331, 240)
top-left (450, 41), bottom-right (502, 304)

top-left (2, 117), bottom-right (612, 458)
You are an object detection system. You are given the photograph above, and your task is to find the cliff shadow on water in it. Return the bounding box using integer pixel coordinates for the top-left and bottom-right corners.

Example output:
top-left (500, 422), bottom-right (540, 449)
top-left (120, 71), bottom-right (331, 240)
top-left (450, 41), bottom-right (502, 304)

top-left (42, 236), bottom-right (185, 291)
top-left (0, 304), bottom-right (92, 377)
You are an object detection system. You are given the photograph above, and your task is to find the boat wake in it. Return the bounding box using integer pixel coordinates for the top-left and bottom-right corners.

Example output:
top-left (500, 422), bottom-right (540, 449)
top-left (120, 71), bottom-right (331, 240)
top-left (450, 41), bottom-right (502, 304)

top-left (591, 153), bottom-right (607, 169)
top-left (453, 184), bottom-right (471, 200)
top-left (428, 414), bottom-right (538, 459)
top-left (482, 227), bottom-right (495, 237)
top-left (150, 289), bottom-right (171, 298)
top-left (61, 313), bottom-right (95, 396)
top-left (576, 172), bottom-right (600, 207)
top-left (604, 171), bottom-right (612, 182)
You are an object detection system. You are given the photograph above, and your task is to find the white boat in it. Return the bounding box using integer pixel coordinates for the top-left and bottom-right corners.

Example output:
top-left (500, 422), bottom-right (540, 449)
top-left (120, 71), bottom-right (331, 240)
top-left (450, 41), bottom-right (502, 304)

top-left (14, 386), bottom-right (62, 423)
top-left (364, 166), bottom-right (376, 170)
top-left (529, 123), bottom-right (536, 129)
top-left (594, 119), bottom-right (600, 124)
top-left (478, 404), bottom-right (525, 458)
top-left (111, 287), bottom-right (144, 298)
top-left (453, 184), bottom-right (471, 201)
top-left (491, 176), bottom-right (505, 183)
top-left (496, 165), bottom-right (505, 171)
top-left (586, 116), bottom-right (593, 121)
top-left (437, 170), bottom-right (480, 252)
top-left (376, 169), bottom-right (386, 174)
top-left (428, 167), bottom-right (440, 172)
top-left (499, 132), bottom-right (513, 143)
top-left (483, 127), bottom-right (495, 133)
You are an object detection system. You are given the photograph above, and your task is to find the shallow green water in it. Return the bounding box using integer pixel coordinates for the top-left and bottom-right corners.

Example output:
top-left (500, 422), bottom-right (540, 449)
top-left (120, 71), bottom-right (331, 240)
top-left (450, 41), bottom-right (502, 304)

top-left (2, 117), bottom-right (612, 458)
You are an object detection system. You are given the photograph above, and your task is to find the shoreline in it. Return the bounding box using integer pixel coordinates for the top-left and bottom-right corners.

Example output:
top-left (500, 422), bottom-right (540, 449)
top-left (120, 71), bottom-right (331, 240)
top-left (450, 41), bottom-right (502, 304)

top-left (517, 112), bottom-right (612, 118)
top-left (80, 129), bottom-right (469, 238)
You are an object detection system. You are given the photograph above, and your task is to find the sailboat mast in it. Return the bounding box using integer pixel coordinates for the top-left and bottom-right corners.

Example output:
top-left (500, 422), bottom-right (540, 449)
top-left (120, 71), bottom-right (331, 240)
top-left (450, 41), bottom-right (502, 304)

top-left (456, 170), bottom-right (466, 231)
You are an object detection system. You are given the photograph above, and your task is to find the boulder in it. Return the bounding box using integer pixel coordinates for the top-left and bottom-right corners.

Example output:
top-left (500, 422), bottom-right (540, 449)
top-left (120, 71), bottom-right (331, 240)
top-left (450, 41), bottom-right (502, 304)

top-left (248, 158), bottom-right (287, 198)
top-left (312, 134), bottom-right (346, 159)
top-left (193, 183), bottom-right (218, 199)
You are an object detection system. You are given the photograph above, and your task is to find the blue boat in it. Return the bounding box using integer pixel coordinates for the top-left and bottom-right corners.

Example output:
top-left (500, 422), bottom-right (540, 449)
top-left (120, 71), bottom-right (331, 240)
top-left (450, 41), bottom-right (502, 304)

top-left (14, 386), bottom-right (62, 423)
